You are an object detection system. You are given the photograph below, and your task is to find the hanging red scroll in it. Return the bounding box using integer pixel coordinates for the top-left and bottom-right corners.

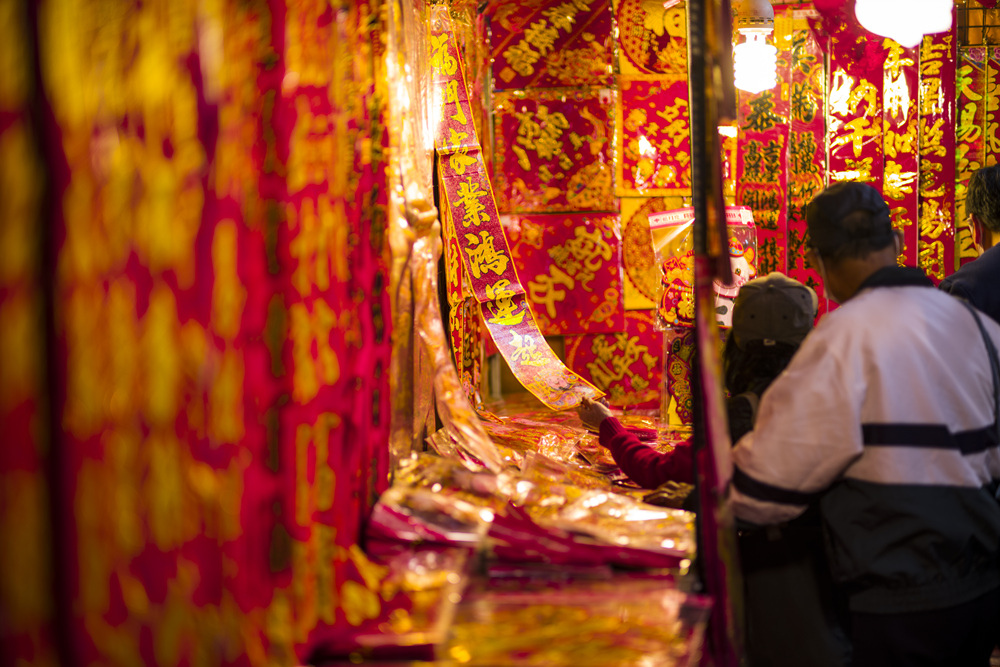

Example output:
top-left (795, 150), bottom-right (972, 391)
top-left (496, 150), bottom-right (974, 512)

top-left (442, 194), bottom-right (483, 400)
top-left (431, 5), bottom-right (602, 410)
top-left (918, 28), bottom-right (958, 280)
top-left (883, 42), bottom-right (920, 270)
top-left (956, 46), bottom-right (988, 267)
top-left (783, 9), bottom-right (826, 296)
top-left (736, 6), bottom-right (789, 281)
top-left (736, 87), bottom-right (788, 278)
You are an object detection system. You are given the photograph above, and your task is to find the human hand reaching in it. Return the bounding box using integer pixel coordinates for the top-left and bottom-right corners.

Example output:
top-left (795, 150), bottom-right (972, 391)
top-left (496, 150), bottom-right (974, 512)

top-left (576, 396), bottom-right (613, 430)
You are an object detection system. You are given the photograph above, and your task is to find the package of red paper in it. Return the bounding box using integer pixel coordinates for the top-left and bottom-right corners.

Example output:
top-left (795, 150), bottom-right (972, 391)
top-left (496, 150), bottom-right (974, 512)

top-left (648, 206), bottom-right (758, 329)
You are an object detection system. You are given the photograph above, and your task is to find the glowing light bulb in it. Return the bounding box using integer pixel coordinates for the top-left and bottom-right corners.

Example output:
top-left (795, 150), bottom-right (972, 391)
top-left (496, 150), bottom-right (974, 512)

top-left (855, 0), bottom-right (952, 49)
top-left (733, 31), bottom-right (778, 95)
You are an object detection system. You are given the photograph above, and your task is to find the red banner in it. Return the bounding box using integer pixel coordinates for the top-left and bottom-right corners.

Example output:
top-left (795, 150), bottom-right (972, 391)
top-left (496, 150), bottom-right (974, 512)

top-left (490, 0), bottom-right (614, 89)
top-left (918, 30), bottom-right (959, 280)
top-left (736, 8), bottom-right (792, 278)
top-left (784, 12), bottom-right (826, 295)
top-left (883, 42), bottom-right (920, 269)
top-left (493, 87), bottom-right (617, 213)
top-left (432, 5), bottom-right (602, 409)
top-left (505, 213), bottom-right (625, 335)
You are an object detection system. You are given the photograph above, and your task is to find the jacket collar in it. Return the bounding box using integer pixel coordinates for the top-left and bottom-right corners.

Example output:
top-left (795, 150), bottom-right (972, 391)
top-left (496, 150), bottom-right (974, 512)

top-left (856, 265), bottom-right (935, 291)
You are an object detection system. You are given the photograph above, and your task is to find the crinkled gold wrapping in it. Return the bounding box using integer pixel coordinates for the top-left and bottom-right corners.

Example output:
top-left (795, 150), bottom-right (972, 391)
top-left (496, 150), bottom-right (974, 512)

top-left (385, 0), bottom-right (502, 472)
top-left (446, 579), bottom-right (712, 666)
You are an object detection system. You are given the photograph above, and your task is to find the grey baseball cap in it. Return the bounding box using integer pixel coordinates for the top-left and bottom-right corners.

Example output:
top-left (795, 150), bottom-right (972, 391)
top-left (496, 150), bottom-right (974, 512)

top-left (732, 272), bottom-right (818, 348)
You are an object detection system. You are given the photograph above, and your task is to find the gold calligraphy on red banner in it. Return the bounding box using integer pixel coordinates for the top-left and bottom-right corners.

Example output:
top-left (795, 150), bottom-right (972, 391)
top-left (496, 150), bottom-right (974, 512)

top-left (431, 5), bottom-right (601, 409)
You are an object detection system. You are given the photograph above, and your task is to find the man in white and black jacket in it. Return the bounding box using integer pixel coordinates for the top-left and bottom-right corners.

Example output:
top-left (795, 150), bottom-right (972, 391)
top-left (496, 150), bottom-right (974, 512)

top-left (729, 181), bottom-right (1000, 667)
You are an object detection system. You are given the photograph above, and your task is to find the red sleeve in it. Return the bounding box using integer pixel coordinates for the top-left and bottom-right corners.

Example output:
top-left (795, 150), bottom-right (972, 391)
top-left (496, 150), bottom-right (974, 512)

top-left (598, 417), bottom-right (694, 488)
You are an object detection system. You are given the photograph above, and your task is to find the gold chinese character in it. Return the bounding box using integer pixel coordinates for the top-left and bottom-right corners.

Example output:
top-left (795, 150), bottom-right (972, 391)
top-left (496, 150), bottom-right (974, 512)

top-left (528, 265), bottom-right (575, 318)
top-left (884, 128), bottom-right (917, 159)
top-left (445, 79), bottom-right (469, 125)
top-left (524, 20), bottom-right (559, 55)
top-left (884, 162), bottom-right (917, 201)
top-left (921, 118), bottom-right (947, 157)
top-left (431, 34), bottom-right (458, 76)
top-left (542, 5), bottom-right (576, 32)
top-left (464, 231), bottom-right (509, 278)
top-left (449, 144), bottom-right (478, 175)
top-left (509, 330), bottom-right (548, 367)
top-left (919, 240), bottom-right (945, 280)
top-left (831, 117), bottom-right (879, 157)
top-left (920, 77), bottom-right (943, 116)
top-left (503, 41), bottom-right (541, 77)
top-left (456, 178), bottom-right (488, 227)
top-left (919, 198), bottom-right (952, 240)
top-left (485, 280), bottom-right (526, 325)
top-left (958, 102), bottom-right (983, 144)
top-left (957, 64), bottom-right (984, 102)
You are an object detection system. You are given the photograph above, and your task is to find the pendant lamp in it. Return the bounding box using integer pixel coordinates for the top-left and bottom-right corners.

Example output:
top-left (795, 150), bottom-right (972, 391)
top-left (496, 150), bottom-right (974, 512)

top-left (854, 0), bottom-right (953, 48)
top-left (732, 0), bottom-right (777, 95)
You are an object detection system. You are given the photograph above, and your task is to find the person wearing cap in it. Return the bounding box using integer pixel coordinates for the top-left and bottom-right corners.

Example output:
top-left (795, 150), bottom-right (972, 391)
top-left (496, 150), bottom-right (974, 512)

top-left (574, 272), bottom-right (817, 489)
top-left (940, 164), bottom-right (1000, 324)
top-left (730, 181), bottom-right (1000, 666)
top-left (722, 273), bottom-right (851, 667)
top-left (724, 272), bottom-right (818, 441)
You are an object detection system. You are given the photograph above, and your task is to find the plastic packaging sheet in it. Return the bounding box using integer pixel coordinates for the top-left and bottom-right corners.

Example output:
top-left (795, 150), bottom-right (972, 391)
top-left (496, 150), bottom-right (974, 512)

top-left (309, 546), bottom-right (471, 662)
top-left (445, 576), bottom-right (713, 666)
top-left (648, 206), bottom-right (758, 330)
top-left (481, 416), bottom-right (588, 467)
top-left (368, 444), bottom-right (695, 571)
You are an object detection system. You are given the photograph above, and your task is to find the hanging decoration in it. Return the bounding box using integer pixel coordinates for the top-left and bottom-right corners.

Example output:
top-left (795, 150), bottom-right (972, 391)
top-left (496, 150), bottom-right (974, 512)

top-left (883, 40), bottom-right (920, 270)
top-left (504, 213), bottom-right (625, 336)
top-left (493, 87), bottom-right (617, 213)
top-left (489, 0), bottom-right (614, 90)
top-left (565, 310), bottom-right (663, 409)
top-left (431, 4), bottom-right (603, 411)
top-left (783, 9), bottom-right (826, 296)
top-left (918, 27), bottom-right (958, 280)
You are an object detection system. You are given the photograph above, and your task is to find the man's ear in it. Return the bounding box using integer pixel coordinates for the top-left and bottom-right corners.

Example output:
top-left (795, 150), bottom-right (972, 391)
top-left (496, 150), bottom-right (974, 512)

top-left (970, 214), bottom-right (989, 252)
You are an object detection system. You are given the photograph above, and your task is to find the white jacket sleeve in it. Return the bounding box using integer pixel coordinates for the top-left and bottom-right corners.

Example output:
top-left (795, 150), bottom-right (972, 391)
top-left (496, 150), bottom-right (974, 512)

top-left (729, 322), bottom-right (866, 525)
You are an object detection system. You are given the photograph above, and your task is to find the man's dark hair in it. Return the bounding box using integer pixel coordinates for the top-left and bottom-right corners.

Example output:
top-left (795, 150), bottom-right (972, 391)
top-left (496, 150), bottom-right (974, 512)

top-left (966, 165), bottom-right (1000, 233)
top-left (805, 182), bottom-right (896, 261)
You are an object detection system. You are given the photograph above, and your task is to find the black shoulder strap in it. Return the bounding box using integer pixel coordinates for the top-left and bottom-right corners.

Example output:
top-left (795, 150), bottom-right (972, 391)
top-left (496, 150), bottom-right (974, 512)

top-left (960, 300), bottom-right (1000, 445)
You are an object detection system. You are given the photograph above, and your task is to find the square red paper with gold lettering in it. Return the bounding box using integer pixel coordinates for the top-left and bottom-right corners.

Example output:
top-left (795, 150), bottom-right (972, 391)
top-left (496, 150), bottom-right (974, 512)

top-left (565, 310), bottom-right (662, 409)
top-left (505, 213), bottom-right (625, 335)
top-left (493, 88), bottom-right (617, 213)
top-left (617, 77), bottom-right (691, 196)
top-left (490, 0), bottom-right (613, 90)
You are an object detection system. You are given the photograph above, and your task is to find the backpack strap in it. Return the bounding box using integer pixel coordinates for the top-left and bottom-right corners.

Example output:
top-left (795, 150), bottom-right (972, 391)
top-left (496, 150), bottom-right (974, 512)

top-left (959, 300), bottom-right (1000, 448)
